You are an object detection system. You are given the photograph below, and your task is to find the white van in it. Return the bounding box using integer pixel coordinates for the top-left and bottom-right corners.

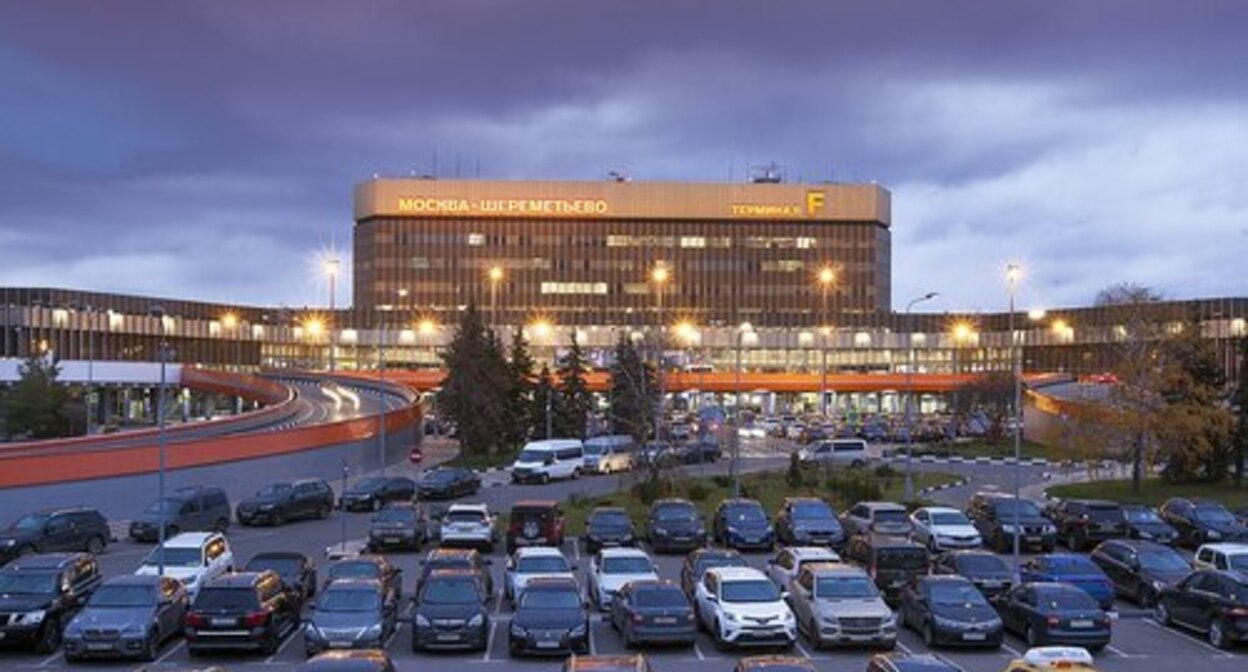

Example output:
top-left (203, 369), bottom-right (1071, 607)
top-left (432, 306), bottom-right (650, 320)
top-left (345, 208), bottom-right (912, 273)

top-left (797, 438), bottom-right (869, 467)
top-left (511, 439), bottom-right (585, 484)
top-left (583, 435), bottom-right (637, 474)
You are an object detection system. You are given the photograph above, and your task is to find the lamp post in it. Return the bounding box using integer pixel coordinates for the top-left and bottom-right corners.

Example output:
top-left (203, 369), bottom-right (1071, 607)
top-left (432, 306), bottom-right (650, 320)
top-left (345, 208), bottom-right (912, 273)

top-left (734, 322), bottom-right (754, 498)
top-left (150, 305), bottom-right (171, 575)
top-left (377, 289), bottom-right (408, 476)
top-left (325, 257), bottom-right (340, 371)
top-left (222, 313), bottom-right (243, 414)
top-left (817, 266), bottom-right (836, 418)
top-left (487, 266), bottom-right (504, 329)
top-left (903, 292), bottom-right (939, 502)
top-left (1006, 263), bottom-right (1023, 582)
top-left (650, 264), bottom-right (670, 442)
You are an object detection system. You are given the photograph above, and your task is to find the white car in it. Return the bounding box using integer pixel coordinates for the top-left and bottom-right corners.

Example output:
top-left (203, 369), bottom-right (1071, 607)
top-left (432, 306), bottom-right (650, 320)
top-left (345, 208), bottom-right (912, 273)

top-left (587, 548), bottom-right (659, 610)
top-left (764, 546), bottom-right (842, 592)
top-left (737, 425), bottom-right (766, 439)
top-left (909, 507), bottom-right (983, 552)
top-left (134, 531), bottom-right (234, 600)
top-left (1193, 543), bottom-right (1248, 571)
top-left (694, 566), bottom-right (797, 649)
top-left (439, 503), bottom-right (497, 551)
top-left (504, 547), bottom-right (577, 603)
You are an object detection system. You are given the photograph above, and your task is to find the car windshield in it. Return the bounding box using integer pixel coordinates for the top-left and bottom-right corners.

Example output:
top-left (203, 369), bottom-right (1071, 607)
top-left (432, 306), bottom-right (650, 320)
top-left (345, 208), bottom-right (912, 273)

top-left (1137, 550), bottom-right (1191, 572)
top-left (519, 588), bottom-right (580, 610)
top-left (329, 563), bottom-right (380, 580)
top-left (353, 478), bottom-right (385, 491)
top-left (319, 588), bottom-right (380, 612)
top-left (375, 508), bottom-right (416, 523)
top-left (256, 483), bottom-right (292, 498)
top-left (194, 587), bottom-right (258, 611)
top-left (956, 555), bottom-right (1009, 574)
top-left (1085, 506), bottom-right (1123, 523)
top-left (424, 470), bottom-right (457, 483)
top-left (0, 572), bottom-right (57, 595)
top-left (583, 444), bottom-right (605, 455)
top-left (722, 579), bottom-right (781, 603)
top-left (696, 555), bottom-right (747, 575)
top-left (1124, 508), bottom-right (1162, 523)
top-left (143, 547), bottom-right (202, 567)
top-left (653, 505), bottom-right (696, 522)
top-left (635, 588), bottom-right (687, 608)
top-left (602, 557), bottom-right (653, 574)
top-left (420, 579), bottom-right (480, 604)
top-left (590, 512), bottom-right (631, 528)
top-left (1042, 556), bottom-right (1099, 573)
top-left (516, 556), bottom-right (570, 573)
top-left (517, 449), bottom-right (548, 463)
top-left (1195, 506), bottom-right (1236, 524)
top-left (1228, 555), bottom-right (1248, 571)
top-left (792, 502), bottom-right (833, 520)
top-left (878, 549), bottom-right (929, 570)
top-left (930, 583), bottom-right (988, 606)
top-left (993, 500), bottom-right (1043, 517)
top-left (89, 584), bottom-right (155, 607)
top-left (246, 557), bottom-right (300, 576)
top-left (143, 499), bottom-right (183, 515)
top-left (445, 511), bottom-right (485, 524)
top-left (874, 510), bottom-right (909, 524)
top-left (1035, 588), bottom-right (1098, 610)
top-left (10, 513), bottom-right (48, 531)
top-left (930, 512), bottom-right (971, 526)
top-left (725, 504), bottom-right (766, 524)
top-left (815, 576), bottom-right (878, 599)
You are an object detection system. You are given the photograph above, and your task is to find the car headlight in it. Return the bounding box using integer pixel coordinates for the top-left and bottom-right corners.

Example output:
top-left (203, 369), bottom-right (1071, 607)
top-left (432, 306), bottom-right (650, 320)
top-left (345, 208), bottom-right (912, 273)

top-left (414, 614), bottom-right (431, 627)
top-left (1042, 525), bottom-right (1057, 535)
top-left (782, 610), bottom-right (795, 623)
top-left (1000, 525), bottom-right (1018, 534)
top-left (570, 623), bottom-right (587, 637)
top-left (510, 623), bottom-right (527, 637)
top-left (723, 611), bottom-right (739, 623)
top-left (1207, 530), bottom-right (1222, 539)
top-left (362, 623), bottom-right (384, 638)
top-left (652, 526), bottom-right (668, 536)
top-left (18, 610), bottom-right (46, 625)
top-left (467, 614), bottom-right (484, 628)
top-left (1152, 580), bottom-right (1168, 591)
top-left (933, 615), bottom-right (965, 629)
top-left (0, 539), bottom-right (15, 547)
top-left (305, 623), bottom-right (323, 639)
top-left (260, 504), bottom-right (275, 511)
top-left (820, 612), bottom-right (840, 625)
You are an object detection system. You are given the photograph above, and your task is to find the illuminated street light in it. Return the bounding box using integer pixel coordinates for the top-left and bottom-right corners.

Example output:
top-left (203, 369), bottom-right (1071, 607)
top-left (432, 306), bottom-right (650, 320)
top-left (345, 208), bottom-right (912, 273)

top-left (304, 317), bottom-right (325, 338)
top-left (674, 320), bottom-right (699, 345)
top-left (815, 265), bottom-right (837, 418)
top-left (951, 321), bottom-right (975, 343)
top-left (651, 264), bottom-right (670, 285)
top-left (529, 318), bottom-right (554, 339)
top-left (1028, 308), bottom-right (1047, 321)
top-left (417, 318), bottom-right (438, 336)
top-left (903, 291), bottom-right (939, 502)
top-left (649, 264), bottom-right (670, 442)
top-left (487, 266), bottom-right (504, 327)
top-left (817, 266), bottom-right (836, 287)
top-left (1005, 262), bottom-right (1023, 585)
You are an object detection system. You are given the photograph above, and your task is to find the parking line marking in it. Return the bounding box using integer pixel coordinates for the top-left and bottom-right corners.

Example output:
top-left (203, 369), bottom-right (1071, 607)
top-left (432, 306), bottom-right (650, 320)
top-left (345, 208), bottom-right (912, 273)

top-left (588, 621), bottom-right (597, 655)
top-left (266, 623), bottom-right (301, 663)
top-left (1143, 618), bottom-right (1235, 659)
top-left (36, 651), bottom-right (61, 668)
top-left (484, 619), bottom-right (498, 661)
top-left (794, 641), bottom-right (814, 659)
top-left (1000, 642), bottom-right (1023, 658)
top-left (693, 642), bottom-right (706, 661)
top-left (896, 640), bottom-right (914, 655)
top-left (154, 639), bottom-right (185, 665)
top-left (1105, 644), bottom-right (1145, 659)
top-left (572, 537), bottom-right (581, 561)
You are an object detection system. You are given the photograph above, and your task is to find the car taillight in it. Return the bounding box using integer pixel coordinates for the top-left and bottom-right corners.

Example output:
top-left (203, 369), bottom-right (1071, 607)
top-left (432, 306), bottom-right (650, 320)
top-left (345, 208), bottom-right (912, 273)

top-left (242, 611), bottom-right (269, 627)
top-left (184, 613), bottom-right (208, 628)
top-left (1047, 615), bottom-right (1061, 627)
top-left (1226, 607), bottom-right (1248, 618)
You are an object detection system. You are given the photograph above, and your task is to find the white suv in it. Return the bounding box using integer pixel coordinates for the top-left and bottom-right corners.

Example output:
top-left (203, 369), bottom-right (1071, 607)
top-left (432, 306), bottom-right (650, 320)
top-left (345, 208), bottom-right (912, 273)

top-left (1193, 543), bottom-right (1248, 571)
top-left (134, 531), bottom-right (234, 599)
top-left (439, 503), bottom-right (497, 552)
top-left (695, 566), bottom-right (797, 650)
top-left (587, 548), bottom-right (659, 610)
top-left (504, 546), bottom-right (577, 603)
top-left (764, 546), bottom-right (841, 593)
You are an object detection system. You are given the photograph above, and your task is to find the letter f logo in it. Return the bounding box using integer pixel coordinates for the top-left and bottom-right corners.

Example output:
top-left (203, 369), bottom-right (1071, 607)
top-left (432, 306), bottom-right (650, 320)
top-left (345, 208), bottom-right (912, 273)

top-left (806, 191), bottom-right (826, 216)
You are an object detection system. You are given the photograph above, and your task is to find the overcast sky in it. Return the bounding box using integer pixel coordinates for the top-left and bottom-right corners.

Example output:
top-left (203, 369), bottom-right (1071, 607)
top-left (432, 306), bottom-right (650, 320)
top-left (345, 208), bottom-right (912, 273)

top-left (2, 1), bottom-right (1245, 315)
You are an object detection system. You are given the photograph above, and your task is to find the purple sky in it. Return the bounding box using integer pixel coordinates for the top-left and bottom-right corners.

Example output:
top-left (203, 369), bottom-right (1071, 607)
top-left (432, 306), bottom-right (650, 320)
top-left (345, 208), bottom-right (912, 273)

top-left (2, 0), bottom-right (1246, 314)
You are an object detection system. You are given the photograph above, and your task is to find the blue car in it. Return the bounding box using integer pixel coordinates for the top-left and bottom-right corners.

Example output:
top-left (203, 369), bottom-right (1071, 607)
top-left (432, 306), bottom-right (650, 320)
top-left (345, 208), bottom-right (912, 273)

top-left (1020, 554), bottom-right (1115, 610)
top-left (712, 499), bottom-right (776, 552)
top-left (996, 582), bottom-right (1112, 651)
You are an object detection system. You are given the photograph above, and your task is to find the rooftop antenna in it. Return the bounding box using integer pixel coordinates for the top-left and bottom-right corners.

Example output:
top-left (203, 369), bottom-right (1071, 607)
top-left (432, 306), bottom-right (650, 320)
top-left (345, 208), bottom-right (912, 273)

top-left (750, 162), bottom-right (783, 183)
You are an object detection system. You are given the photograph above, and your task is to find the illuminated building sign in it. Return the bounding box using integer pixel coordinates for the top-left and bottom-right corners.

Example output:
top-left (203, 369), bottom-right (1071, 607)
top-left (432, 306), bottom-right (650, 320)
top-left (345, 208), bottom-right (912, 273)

top-left (397, 197), bottom-right (609, 216)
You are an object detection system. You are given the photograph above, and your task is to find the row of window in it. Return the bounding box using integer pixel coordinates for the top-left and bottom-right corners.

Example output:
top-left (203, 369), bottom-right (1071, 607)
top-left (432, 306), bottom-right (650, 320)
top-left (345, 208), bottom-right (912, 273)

top-left (368, 231), bottom-right (877, 250)
top-left (381, 257), bottom-right (871, 274)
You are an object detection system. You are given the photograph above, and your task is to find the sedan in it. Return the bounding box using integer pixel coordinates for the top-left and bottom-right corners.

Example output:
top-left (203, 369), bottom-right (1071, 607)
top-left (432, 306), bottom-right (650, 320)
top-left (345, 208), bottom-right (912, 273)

top-left (367, 503), bottom-right (426, 552)
top-left (303, 579), bottom-right (398, 657)
top-left (1089, 539), bottom-right (1192, 606)
top-left (62, 575), bottom-right (187, 662)
top-left (324, 557), bottom-right (402, 605)
top-left (899, 576), bottom-right (1002, 648)
top-left (340, 477), bottom-right (416, 512)
top-left (608, 580), bottom-right (696, 647)
top-left (508, 578), bottom-right (590, 656)
top-left (583, 507), bottom-right (637, 554)
top-left (930, 551), bottom-right (1013, 600)
top-left (416, 468), bottom-right (481, 500)
top-left (910, 507), bottom-right (982, 552)
top-left (588, 548), bottom-right (660, 610)
top-left (244, 551), bottom-right (318, 606)
top-left (995, 582), bottom-right (1111, 651)
top-left (1121, 505), bottom-right (1178, 545)
top-left (1020, 554), bottom-right (1115, 610)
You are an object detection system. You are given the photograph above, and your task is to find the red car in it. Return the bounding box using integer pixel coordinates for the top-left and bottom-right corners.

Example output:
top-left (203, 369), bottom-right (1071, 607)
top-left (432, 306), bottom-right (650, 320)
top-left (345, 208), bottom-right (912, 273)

top-left (409, 446), bottom-right (424, 464)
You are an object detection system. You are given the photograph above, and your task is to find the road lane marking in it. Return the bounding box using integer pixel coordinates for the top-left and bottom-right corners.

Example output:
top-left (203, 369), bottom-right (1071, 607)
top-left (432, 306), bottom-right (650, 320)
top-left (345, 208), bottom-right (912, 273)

top-left (36, 650), bottom-right (61, 668)
top-left (588, 621), bottom-right (596, 655)
top-left (1105, 644), bottom-right (1146, 658)
top-left (154, 639), bottom-right (186, 665)
top-left (1143, 618), bottom-right (1235, 659)
top-left (693, 641), bottom-right (706, 660)
top-left (896, 640), bottom-right (914, 655)
top-left (1000, 642), bottom-right (1023, 658)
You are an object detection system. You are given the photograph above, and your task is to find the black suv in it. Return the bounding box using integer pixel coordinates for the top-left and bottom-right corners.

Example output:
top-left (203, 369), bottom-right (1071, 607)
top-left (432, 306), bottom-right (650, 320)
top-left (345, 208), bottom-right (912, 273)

top-left (0, 552), bottom-right (102, 652)
top-left (184, 571), bottom-right (298, 656)
top-left (340, 476), bottom-right (417, 512)
top-left (243, 551), bottom-right (318, 606)
top-left (1155, 569), bottom-right (1248, 649)
top-left (0, 508), bottom-right (110, 564)
top-left (844, 534), bottom-right (929, 604)
top-left (646, 499), bottom-right (707, 554)
top-left (1048, 499), bottom-right (1127, 552)
top-left (236, 479), bottom-right (335, 526)
top-left (367, 502), bottom-right (427, 552)
top-left (966, 493), bottom-right (1056, 553)
top-left (1088, 539), bottom-right (1192, 607)
top-left (129, 485), bottom-right (231, 542)
top-left (416, 467), bottom-right (481, 500)
top-left (1159, 498), bottom-right (1248, 548)
top-left (411, 569), bottom-right (490, 652)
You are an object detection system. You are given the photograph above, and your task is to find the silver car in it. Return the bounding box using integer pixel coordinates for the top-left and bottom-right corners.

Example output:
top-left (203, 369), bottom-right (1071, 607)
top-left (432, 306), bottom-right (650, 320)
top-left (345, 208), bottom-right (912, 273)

top-left (787, 563), bottom-right (896, 649)
top-left (62, 574), bottom-right (188, 662)
top-left (439, 504), bottom-right (497, 552)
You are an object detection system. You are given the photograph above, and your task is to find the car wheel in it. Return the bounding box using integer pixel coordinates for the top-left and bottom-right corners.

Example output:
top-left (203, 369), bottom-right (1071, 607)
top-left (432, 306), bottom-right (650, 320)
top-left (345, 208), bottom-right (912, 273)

top-left (927, 537), bottom-right (939, 554)
top-left (713, 619), bottom-right (730, 651)
top-left (1025, 624), bottom-right (1041, 647)
top-left (317, 505), bottom-right (331, 519)
top-left (623, 623), bottom-right (635, 648)
top-left (35, 616), bottom-right (61, 654)
top-left (139, 629), bottom-right (159, 662)
top-left (923, 622), bottom-right (936, 648)
top-left (1136, 584), bottom-right (1155, 607)
top-left (85, 535), bottom-right (105, 555)
top-left (261, 629), bottom-right (280, 655)
top-left (372, 498), bottom-right (383, 512)
top-left (272, 512), bottom-right (285, 527)
top-left (1210, 620), bottom-right (1231, 650)
top-left (17, 544), bottom-right (35, 557)
top-left (809, 618), bottom-right (824, 650)
top-left (540, 473), bottom-right (550, 485)
top-left (1155, 600), bottom-right (1173, 626)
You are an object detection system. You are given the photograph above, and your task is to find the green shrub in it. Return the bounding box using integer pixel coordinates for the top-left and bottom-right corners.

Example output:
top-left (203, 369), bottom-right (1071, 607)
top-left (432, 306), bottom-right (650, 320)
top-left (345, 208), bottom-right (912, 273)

top-left (874, 463), bottom-right (898, 479)
top-left (632, 477), bottom-right (671, 505)
top-left (786, 452), bottom-right (804, 487)
top-left (686, 482), bottom-right (712, 502)
top-left (711, 475), bottom-right (733, 489)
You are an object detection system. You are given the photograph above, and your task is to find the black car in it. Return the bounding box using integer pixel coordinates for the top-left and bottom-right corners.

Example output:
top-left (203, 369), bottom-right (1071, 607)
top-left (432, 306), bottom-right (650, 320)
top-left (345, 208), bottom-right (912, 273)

top-left (508, 577), bottom-right (590, 656)
top-left (0, 552), bottom-right (102, 652)
top-left (680, 548), bottom-right (748, 599)
top-left (237, 479), bottom-right (335, 526)
top-left (417, 547), bottom-right (494, 598)
top-left (1159, 498), bottom-right (1248, 548)
top-left (898, 576), bottom-right (1003, 648)
top-left (583, 507), bottom-right (637, 554)
top-left (713, 499), bottom-right (776, 552)
top-left (244, 551), bottom-right (318, 604)
top-left (416, 467), bottom-right (481, 500)
top-left (0, 508), bottom-right (110, 564)
top-left (1121, 505), bottom-right (1179, 545)
top-left (303, 579), bottom-right (398, 657)
top-left (1089, 539), bottom-right (1192, 607)
top-left (608, 579), bottom-right (696, 647)
top-left (325, 557), bottom-right (403, 605)
top-left (929, 551), bottom-right (1013, 600)
top-left (411, 569), bottom-right (490, 651)
top-left (1155, 569), bottom-right (1248, 649)
top-left (865, 653), bottom-right (964, 672)
top-left (300, 650), bottom-right (396, 671)
top-left (994, 582), bottom-right (1111, 651)
top-left (775, 498), bottom-right (845, 549)
top-left (1048, 499), bottom-right (1127, 552)
top-left (61, 574), bottom-right (187, 662)
top-left (129, 486), bottom-right (232, 542)
top-left (966, 493), bottom-right (1056, 553)
top-left (646, 499), bottom-right (707, 554)
top-left (677, 438), bottom-right (722, 464)
top-left (340, 476), bottom-right (416, 512)
top-left (367, 503), bottom-right (427, 552)
top-left (184, 571), bottom-right (299, 656)
top-left (844, 535), bottom-right (929, 604)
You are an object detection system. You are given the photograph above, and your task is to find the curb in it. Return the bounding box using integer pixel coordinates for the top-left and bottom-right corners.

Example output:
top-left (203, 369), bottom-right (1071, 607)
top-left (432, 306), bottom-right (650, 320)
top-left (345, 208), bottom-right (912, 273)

top-left (918, 477), bottom-right (970, 496)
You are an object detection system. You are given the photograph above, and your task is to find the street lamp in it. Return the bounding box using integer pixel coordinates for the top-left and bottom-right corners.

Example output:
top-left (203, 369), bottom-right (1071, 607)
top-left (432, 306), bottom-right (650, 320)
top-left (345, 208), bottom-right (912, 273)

top-left (527, 318), bottom-right (556, 438)
top-left (733, 322), bottom-right (754, 498)
top-left (1006, 262), bottom-right (1024, 583)
top-left (149, 304), bottom-right (171, 575)
top-left (903, 292), bottom-right (939, 502)
top-left (817, 267), bottom-right (836, 417)
top-left (487, 266), bottom-right (504, 328)
top-left (650, 264), bottom-right (670, 441)
top-left (324, 257), bottom-right (340, 371)
top-left (376, 289), bottom-right (408, 476)
top-left (222, 312), bottom-right (243, 413)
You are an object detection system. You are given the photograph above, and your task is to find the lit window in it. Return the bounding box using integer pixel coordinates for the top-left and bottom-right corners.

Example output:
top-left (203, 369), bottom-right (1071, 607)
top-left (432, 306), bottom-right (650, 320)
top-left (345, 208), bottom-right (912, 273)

top-left (796, 237), bottom-right (817, 249)
top-left (680, 236), bottom-right (706, 249)
top-left (540, 282), bottom-right (609, 296)
top-left (467, 233), bottom-right (486, 246)
top-left (607, 235), bottom-right (635, 248)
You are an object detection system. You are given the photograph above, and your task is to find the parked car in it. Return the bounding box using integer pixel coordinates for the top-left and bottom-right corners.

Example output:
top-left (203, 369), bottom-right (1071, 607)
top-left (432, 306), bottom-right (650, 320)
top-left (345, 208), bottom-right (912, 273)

top-left (713, 499), bottom-right (777, 552)
top-left (439, 503), bottom-right (496, 552)
top-left (1154, 569), bottom-right (1248, 649)
top-left (930, 551), bottom-right (1013, 599)
top-left (244, 551), bottom-right (318, 605)
top-left (236, 479), bottom-right (335, 526)
top-left (1048, 500), bottom-right (1127, 552)
top-left (410, 569), bottom-right (490, 652)
top-left (416, 547), bottom-right (493, 598)
top-left (995, 582), bottom-right (1111, 651)
top-left (647, 499), bottom-right (707, 554)
top-left (324, 556), bottom-right (402, 605)
top-left (842, 502), bottom-right (913, 539)
top-left (505, 547), bottom-right (577, 603)
top-left (608, 580), bottom-right (696, 647)
top-left (564, 653), bottom-right (656, 672)
top-left (129, 486), bottom-right (230, 542)
top-left (1160, 498), bottom-right (1248, 548)
top-left (1019, 554), bottom-right (1115, 610)
top-left (775, 498), bottom-right (846, 549)
top-left (583, 435), bottom-right (637, 475)
top-left (1000, 647), bottom-right (1098, 672)
top-left (681, 548), bottom-right (748, 599)
top-left (764, 546), bottom-right (841, 593)
top-left (865, 653), bottom-right (966, 672)
top-left (507, 577), bottom-right (590, 656)
top-left (1121, 505), bottom-right (1179, 545)
top-left (583, 507), bottom-right (637, 554)
top-left (416, 467), bottom-right (481, 500)
top-left (134, 532), bottom-right (234, 600)
top-left (1089, 539), bottom-right (1192, 607)
top-left (786, 562), bottom-right (896, 649)
top-left (909, 507), bottom-right (982, 552)
top-left (301, 650), bottom-right (395, 671)
top-left (184, 570), bottom-right (299, 656)
top-left (844, 535), bottom-right (929, 604)
top-left (506, 500), bottom-right (566, 553)
top-left (367, 502), bottom-right (427, 552)
top-left (0, 552), bottom-right (102, 653)
top-left (340, 476), bottom-right (416, 512)
top-left (62, 574), bottom-right (187, 662)
top-left (511, 439), bottom-right (585, 484)
top-left (0, 508), bottom-right (110, 564)
top-left (677, 438), bottom-right (723, 464)
top-left (303, 578), bottom-right (397, 657)
top-left (588, 548), bottom-right (659, 610)
top-left (966, 493), bottom-right (1056, 553)
top-left (735, 656), bottom-right (817, 672)
top-left (797, 439), bottom-right (869, 467)
top-left (899, 575), bottom-right (1003, 648)
top-left (1194, 543), bottom-right (1248, 572)
top-left (693, 566), bottom-right (797, 650)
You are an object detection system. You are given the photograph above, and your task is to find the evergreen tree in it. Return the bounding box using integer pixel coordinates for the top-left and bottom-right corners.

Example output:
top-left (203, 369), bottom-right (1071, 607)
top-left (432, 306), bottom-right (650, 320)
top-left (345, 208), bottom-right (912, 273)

top-left (2, 352), bottom-right (75, 439)
top-left (608, 335), bottom-right (658, 443)
top-left (554, 332), bottom-right (593, 439)
top-left (531, 365), bottom-right (557, 440)
top-left (503, 329), bottom-right (537, 449)
top-left (1235, 338), bottom-right (1248, 487)
top-left (1154, 320), bottom-right (1234, 482)
top-left (437, 303), bottom-right (511, 456)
